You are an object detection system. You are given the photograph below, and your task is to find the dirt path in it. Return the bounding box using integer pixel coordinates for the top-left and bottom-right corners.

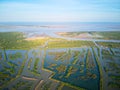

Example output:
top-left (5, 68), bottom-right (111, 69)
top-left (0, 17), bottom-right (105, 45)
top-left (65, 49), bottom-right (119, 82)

top-left (22, 76), bottom-right (37, 81)
top-left (35, 80), bottom-right (44, 90)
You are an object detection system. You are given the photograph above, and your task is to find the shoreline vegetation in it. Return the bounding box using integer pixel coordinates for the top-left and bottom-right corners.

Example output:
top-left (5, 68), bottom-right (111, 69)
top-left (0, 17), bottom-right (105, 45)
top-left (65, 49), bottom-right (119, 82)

top-left (0, 32), bottom-right (49, 49)
top-left (56, 31), bottom-right (120, 40)
top-left (0, 32), bottom-right (120, 50)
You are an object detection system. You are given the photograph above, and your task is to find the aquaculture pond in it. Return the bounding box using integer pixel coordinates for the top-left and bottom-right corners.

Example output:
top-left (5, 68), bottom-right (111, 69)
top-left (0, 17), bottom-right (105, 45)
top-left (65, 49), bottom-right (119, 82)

top-left (44, 48), bottom-right (100, 90)
top-left (0, 49), bottom-right (43, 90)
top-left (0, 47), bottom-right (120, 90)
top-left (100, 48), bottom-right (120, 90)
top-left (0, 50), bottom-right (27, 87)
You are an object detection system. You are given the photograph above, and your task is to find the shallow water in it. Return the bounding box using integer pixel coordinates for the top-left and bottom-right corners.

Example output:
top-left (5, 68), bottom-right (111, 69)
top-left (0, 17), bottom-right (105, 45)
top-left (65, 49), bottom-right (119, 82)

top-left (0, 22), bottom-right (120, 32)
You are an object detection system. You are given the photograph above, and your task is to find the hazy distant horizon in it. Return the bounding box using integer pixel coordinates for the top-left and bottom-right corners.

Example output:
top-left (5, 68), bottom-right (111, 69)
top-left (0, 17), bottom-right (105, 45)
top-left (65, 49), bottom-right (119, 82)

top-left (0, 22), bottom-right (120, 32)
top-left (0, 22), bottom-right (120, 25)
top-left (0, 0), bottom-right (120, 22)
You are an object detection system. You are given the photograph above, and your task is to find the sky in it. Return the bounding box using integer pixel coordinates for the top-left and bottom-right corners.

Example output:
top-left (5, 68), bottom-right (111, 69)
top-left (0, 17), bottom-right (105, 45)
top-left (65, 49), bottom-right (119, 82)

top-left (0, 0), bottom-right (120, 22)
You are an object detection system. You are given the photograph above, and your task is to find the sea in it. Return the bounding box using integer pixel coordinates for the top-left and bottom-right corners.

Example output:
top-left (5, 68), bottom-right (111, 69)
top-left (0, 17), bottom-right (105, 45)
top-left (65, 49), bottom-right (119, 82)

top-left (0, 22), bottom-right (120, 32)
top-left (0, 22), bottom-right (120, 38)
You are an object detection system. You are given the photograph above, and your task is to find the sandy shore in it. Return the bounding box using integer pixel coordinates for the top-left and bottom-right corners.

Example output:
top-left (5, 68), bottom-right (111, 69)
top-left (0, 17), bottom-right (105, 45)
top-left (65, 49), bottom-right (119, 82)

top-left (56, 32), bottom-right (103, 39)
top-left (24, 32), bottom-right (50, 41)
top-left (25, 37), bottom-right (48, 41)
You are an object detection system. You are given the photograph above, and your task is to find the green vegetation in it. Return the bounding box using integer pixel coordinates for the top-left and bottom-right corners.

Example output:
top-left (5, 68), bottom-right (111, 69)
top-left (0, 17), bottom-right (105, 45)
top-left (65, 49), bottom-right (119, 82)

top-left (92, 47), bottom-right (103, 90)
top-left (0, 51), bottom-right (2, 60)
top-left (101, 48), bottom-right (120, 90)
top-left (18, 52), bottom-right (28, 76)
top-left (22, 82), bottom-right (33, 90)
top-left (114, 50), bottom-right (120, 55)
top-left (110, 48), bottom-right (115, 55)
top-left (8, 52), bottom-right (22, 60)
top-left (12, 80), bottom-right (26, 89)
top-left (102, 49), bottom-right (111, 55)
top-left (51, 52), bottom-right (66, 61)
top-left (108, 82), bottom-right (120, 88)
top-left (27, 57), bottom-right (40, 76)
top-left (32, 51), bottom-right (38, 56)
top-left (0, 32), bottom-right (96, 49)
top-left (33, 58), bottom-right (39, 73)
top-left (0, 32), bottom-right (24, 49)
top-left (56, 65), bottom-right (66, 73)
top-left (57, 31), bottom-right (120, 40)
top-left (66, 66), bottom-right (78, 78)
top-left (109, 75), bottom-right (120, 79)
top-left (0, 52), bottom-right (27, 89)
top-left (72, 51), bottom-right (80, 65)
top-left (48, 40), bottom-right (95, 48)
top-left (86, 49), bottom-right (95, 69)
top-left (11, 80), bottom-right (33, 90)
top-left (44, 48), bottom-right (100, 90)
top-left (93, 31), bottom-right (120, 40)
top-left (28, 58), bottom-right (32, 70)
top-left (97, 47), bottom-right (100, 57)
top-left (55, 82), bottom-right (64, 90)
top-left (41, 81), bottom-right (52, 90)
top-left (0, 32), bottom-right (48, 49)
top-left (96, 42), bottom-right (120, 48)
top-left (107, 62), bottom-right (119, 70)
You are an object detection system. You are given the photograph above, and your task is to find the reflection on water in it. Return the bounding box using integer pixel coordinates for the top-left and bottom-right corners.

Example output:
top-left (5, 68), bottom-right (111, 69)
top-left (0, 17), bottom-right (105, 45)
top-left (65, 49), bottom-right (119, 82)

top-left (0, 47), bottom-right (120, 90)
top-left (44, 48), bottom-right (100, 90)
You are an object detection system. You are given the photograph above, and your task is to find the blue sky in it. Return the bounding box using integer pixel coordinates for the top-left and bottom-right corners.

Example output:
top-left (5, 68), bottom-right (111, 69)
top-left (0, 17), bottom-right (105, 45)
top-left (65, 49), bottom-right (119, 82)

top-left (0, 0), bottom-right (120, 22)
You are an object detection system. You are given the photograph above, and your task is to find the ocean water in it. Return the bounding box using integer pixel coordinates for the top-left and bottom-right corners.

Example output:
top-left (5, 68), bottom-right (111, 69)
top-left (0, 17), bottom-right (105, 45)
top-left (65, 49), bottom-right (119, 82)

top-left (0, 22), bottom-right (120, 33)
